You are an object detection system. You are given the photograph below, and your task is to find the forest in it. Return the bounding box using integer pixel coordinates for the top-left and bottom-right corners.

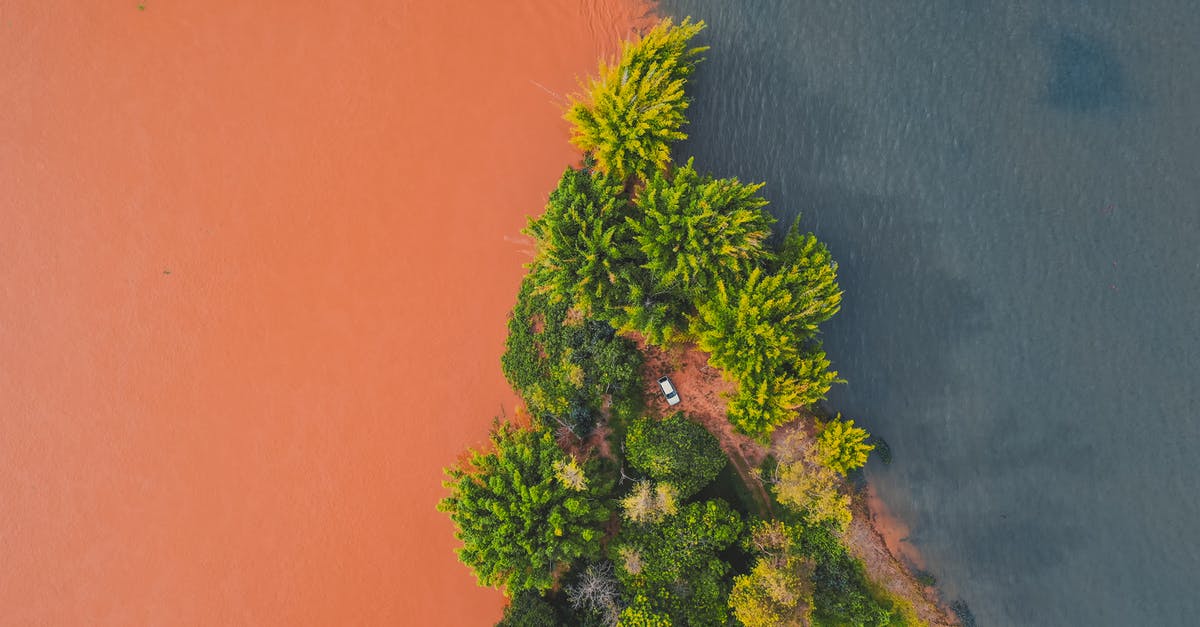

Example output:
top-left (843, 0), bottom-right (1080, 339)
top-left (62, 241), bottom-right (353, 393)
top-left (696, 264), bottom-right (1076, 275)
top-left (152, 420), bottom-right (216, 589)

top-left (439, 18), bottom-right (924, 626)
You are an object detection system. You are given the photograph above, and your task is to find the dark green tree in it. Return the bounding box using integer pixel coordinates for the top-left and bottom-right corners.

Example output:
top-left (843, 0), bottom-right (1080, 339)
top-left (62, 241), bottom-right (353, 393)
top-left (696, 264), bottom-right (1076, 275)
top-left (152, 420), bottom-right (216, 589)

top-left (525, 166), bottom-right (637, 320)
top-left (624, 413), bottom-right (726, 499)
top-left (611, 499), bottom-right (744, 625)
top-left (608, 273), bottom-right (692, 347)
top-left (438, 423), bottom-right (612, 594)
top-left (501, 279), bottom-right (641, 434)
top-left (496, 590), bottom-right (561, 627)
top-left (565, 18), bottom-right (707, 181)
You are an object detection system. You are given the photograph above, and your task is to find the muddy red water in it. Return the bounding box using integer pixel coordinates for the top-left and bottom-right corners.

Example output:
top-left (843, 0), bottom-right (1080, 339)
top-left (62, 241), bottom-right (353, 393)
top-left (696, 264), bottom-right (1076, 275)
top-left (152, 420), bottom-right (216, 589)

top-left (0, 2), bottom-right (648, 624)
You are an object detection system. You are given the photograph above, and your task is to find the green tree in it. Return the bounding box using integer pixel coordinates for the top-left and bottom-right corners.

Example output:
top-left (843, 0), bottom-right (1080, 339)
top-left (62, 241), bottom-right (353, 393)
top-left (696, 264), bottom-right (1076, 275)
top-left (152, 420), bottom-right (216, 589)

top-left (611, 499), bottom-right (743, 625)
top-left (687, 217), bottom-right (843, 438)
top-left (525, 166), bottom-right (637, 320)
top-left (792, 524), bottom-right (896, 626)
top-left (816, 415), bottom-right (874, 475)
top-left (496, 590), bottom-right (560, 627)
top-left (609, 274), bottom-right (692, 347)
top-left (693, 262), bottom-right (841, 438)
top-left (501, 279), bottom-right (642, 433)
top-left (439, 423), bottom-right (612, 593)
top-left (629, 159), bottom-right (773, 300)
top-left (566, 18), bottom-right (707, 181)
top-left (624, 413), bottom-right (726, 499)
top-left (620, 480), bottom-right (678, 524)
top-left (617, 598), bottom-right (671, 627)
top-left (769, 218), bottom-right (843, 333)
top-left (729, 521), bottom-right (816, 627)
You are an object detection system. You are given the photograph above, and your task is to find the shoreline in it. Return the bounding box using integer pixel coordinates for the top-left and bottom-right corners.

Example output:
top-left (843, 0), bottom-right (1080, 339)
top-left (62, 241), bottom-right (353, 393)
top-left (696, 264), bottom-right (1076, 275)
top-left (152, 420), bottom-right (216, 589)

top-left (852, 481), bottom-right (960, 626)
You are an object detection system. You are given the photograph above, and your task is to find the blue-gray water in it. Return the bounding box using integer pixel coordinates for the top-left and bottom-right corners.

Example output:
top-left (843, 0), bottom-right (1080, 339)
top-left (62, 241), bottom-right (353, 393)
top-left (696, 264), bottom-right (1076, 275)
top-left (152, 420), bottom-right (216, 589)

top-left (659, 2), bottom-right (1200, 625)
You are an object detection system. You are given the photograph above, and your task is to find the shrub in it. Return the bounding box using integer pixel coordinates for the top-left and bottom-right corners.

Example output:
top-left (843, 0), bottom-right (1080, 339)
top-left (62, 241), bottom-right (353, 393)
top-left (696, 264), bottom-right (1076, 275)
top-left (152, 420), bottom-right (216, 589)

top-left (625, 413), bottom-right (725, 499)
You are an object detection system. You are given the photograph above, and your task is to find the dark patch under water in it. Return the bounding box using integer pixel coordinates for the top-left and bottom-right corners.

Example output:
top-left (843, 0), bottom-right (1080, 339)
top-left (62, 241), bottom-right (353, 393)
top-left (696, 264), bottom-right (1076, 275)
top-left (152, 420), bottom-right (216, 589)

top-left (1045, 31), bottom-right (1125, 111)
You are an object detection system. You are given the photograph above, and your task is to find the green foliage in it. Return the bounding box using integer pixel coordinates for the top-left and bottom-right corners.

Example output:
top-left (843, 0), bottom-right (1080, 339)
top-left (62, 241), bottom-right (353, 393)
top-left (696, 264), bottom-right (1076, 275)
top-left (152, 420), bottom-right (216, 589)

top-left (692, 219), bottom-right (843, 439)
top-left (730, 520), bottom-right (815, 627)
top-left (566, 18), bottom-right (707, 181)
top-left (629, 159), bottom-right (773, 299)
top-left (730, 560), bottom-right (813, 627)
top-left (501, 278), bottom-right (642, 434)
top-left (526, 166), bottom-right (637, 320)
top-left (624, 413), bottom-right (726, 499)
top-left (611, 499), bottom-right (743, 625)
top-left (608, 275), bottom-right (692, 347)
top-left (771, 219), bottom-right (843, 328)
top-left (788, 523), bottom-right (901, 626)
top-left (438, 423), bottom-right (612, 594)
top-left (771, 432), bottom-right (852, 531)
top-left (617, 598), bottom-right (672, 627)
top-left (816, 415), bottom-right (874, 475)
top-left (496, 590), bottom-right (560, 627)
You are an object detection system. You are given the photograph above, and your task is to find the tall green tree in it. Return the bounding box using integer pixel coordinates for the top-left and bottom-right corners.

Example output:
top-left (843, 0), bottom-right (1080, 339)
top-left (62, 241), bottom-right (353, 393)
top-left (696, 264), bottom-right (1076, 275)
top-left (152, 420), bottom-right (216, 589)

top-left (691, 219), bottom-right (843, 438)
top-left (624, 413), bottom-right (726, 499)
top-left (816, 415), bottom-right (874, 475)
top-left (566, 18), bottom-right (707, 181)
top-left (693, 266), bottom-right (807, 380)
top-left (770, 219), bottom-right (843, 333)
top-left (525, 166), bottom-right (636, 320)
top-left (439, 423), bottom-right (612, 594)
top-left (608, 273), bottom-right (692, 347)
top-left (630, 159), bottom-right (773, 301)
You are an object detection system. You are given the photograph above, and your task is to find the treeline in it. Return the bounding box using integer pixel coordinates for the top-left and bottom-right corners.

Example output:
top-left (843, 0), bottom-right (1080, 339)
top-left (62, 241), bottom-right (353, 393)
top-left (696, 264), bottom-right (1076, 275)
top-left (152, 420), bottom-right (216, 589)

top-left (440, 18), bottom-right (918, 627)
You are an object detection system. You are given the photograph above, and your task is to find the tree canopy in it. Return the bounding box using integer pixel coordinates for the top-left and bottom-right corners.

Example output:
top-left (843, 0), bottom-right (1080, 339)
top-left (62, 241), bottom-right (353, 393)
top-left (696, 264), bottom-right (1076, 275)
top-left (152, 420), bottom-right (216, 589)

top-left (501, 278), bottom-right (642, 435)
top-left (692, 219), bottom-right (844, 439)
top-left (496, 590), bottom-right (560, 627)
top-left (629, 159), bottom-right (773, 300)
top-left (770, 431), bottom-right (852, 531)
top-left (817, 415), bottom-right (875, 475)
top-left (566, 18), bottom-right (707, 181)
top-left (624, 412), bottom-right (726, 499)
top-left (611, 499), bottom-right (743, 625)
top-left (438, 423), bottom-right (612, 593)
top-left (525, 166), bottom-right (636, 320)
top-left (730, 521), bottom-right (817, 627)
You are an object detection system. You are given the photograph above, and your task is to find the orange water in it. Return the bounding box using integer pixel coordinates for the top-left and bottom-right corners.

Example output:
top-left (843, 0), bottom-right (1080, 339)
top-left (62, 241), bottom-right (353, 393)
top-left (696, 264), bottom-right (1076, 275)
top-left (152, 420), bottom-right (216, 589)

top-left (0, 2), bottom-right (647, 624)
